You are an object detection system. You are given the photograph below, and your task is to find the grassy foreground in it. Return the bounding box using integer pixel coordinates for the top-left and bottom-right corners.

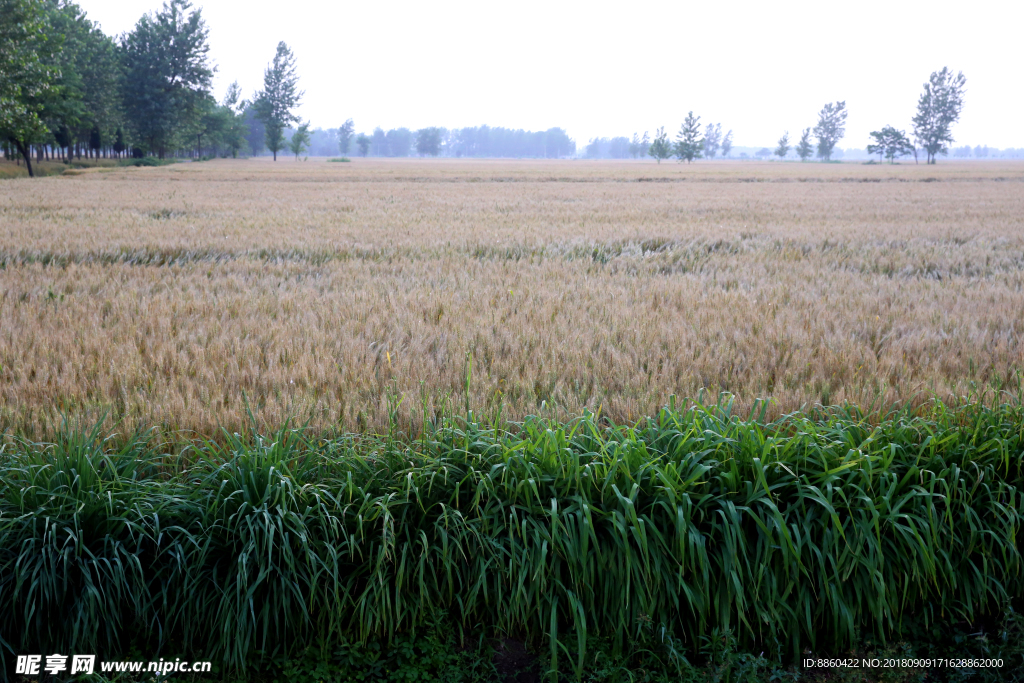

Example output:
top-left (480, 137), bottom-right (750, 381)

top-left (1, 396), bottom-right (1023, 681)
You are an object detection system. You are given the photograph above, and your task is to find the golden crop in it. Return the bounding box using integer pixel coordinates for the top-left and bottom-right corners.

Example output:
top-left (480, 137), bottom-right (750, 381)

top-left (1, 158), bottom-right (1023, 438)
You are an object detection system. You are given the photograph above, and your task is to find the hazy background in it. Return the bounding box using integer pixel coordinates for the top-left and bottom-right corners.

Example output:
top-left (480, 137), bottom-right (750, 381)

top-left (81, 0), bottom-right (1022, 149)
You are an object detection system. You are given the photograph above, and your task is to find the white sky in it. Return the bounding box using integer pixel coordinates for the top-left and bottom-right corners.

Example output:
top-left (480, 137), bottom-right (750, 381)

top-left (82, 0), bottom-right (1023, 149)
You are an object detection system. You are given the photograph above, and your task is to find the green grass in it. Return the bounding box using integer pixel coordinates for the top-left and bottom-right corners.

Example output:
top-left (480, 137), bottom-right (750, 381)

top-left (1, 395), bottom-right (1022, 681)
top-left (117, 156), bottom-right (179, 167)
top-left (328, 157), bottom-right (351, 162)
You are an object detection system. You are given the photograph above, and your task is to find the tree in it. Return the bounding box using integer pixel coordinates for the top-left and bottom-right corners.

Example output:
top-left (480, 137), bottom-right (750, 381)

top-left (608, 136), bottom-right (630, 158)
top-left (703, 123), bottom-right (722, 159)
top-left (674, 111), bottom-right (703, 163)
top-left (912, 67), bottom-right (966, 164)
top-left (415, 127), bottom-right (442, 156)
top-left (254, 41), bottom-right (303, 160)
top-left (796, 127), bottom-right (813, 161)
top-left (385, 127), bottom-right (413, 157)
top-left (355, 133), bottom-right (370, 157)
top-left (113, 126), bottom-right (126, 157)
top-left (241, 104), bottom-right (265, 156)
top-left (629, 132), bottom-right (641, 158)
top-left (775, 131), bottom-right (790, 159)
top-left (337, 118), bottom-right (354, 155)
top-left (648, 127), bottom-right (671, 163)
top-left (867, 125), bottom-right (915, 164)
top-left (720, 130), bottom-right (733, 158)
top-left (288, 121), bottom-right (310, 159)
top-left (371, 127), bottom-right (386, 156)
top-left (813, 101), bottom-right (847, 161)
top-left (220, 81), bottom-right (247, 157)
top-left (64, 5), bottom-right (122, 160)
top-left (121, 0), bottom-right (213, 158)
top-left (0, 0), bottom-right (61, 176)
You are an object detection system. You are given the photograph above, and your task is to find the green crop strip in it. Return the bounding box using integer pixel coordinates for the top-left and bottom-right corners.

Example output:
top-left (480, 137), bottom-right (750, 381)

top-left (0, 396), bottom-right (1022, 678)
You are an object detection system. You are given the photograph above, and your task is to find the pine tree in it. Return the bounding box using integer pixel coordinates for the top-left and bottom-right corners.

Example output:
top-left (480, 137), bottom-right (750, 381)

top-left (720, 130), bottom-right (733, 158)
top-left (703, 123), bottom-right (722, 159)
top-left (648, 127), bottom-right (671, 163)
top-left (254, 42), bottom-right (303, 160)
top-left (674, 112), bottom-right (703, 163)
top-left (796, 128), bottom-right (813, 161)
top-left (775, 131), bottom-right (790, 159)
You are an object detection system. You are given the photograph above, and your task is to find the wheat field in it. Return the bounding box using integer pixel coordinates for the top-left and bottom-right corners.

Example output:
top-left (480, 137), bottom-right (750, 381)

top-left (1, 158), bottom-right (1023, 438)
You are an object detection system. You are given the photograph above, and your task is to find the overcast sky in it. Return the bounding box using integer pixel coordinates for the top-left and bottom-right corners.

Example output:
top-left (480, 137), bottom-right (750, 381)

top-left (81, 0), bottom-right (1022, 149)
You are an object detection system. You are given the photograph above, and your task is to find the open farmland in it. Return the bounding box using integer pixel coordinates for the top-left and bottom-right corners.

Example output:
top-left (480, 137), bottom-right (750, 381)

top-left (1, 158), bottom-right (1024, 438)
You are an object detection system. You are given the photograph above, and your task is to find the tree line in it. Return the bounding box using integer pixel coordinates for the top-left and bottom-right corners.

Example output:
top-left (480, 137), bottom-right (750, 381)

top-left (0, 0), bottom-right (973, 175)
top-left (343, 126), bottom-right (576, 159)
top-left (0, 0), bottom-right (318, 175)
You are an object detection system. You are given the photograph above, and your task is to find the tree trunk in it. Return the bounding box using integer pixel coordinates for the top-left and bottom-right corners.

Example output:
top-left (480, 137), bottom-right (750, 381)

top-left (14, 140), bottom-right (35, 177)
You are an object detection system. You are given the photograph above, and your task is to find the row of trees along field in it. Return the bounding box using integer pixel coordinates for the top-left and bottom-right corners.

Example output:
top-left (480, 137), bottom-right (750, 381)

top-left (342, 125), bottom-right (577, 159)
top-left (0, 0), bottom-right (318, 175)
top-left (0, 0), bottom-right (974, 173)
top-left (771, 69), bottom-right (965, 165)
top-left (629, 68), bottom-right (965, 165)
top-left (0, 0), bottom-right (580, 170)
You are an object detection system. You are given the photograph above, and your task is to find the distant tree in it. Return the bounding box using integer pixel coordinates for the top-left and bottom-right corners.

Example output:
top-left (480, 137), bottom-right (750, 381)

top-left (813, 101), bottom-right (847, 161)
top-left (775, 131), bottom-right (790, 159)
top-left (974, 144), bottom-right (988, 158)
top-left (703, 123), bottom-right (722, 159)
top-left (912, 67), bottom-right (966, 164)
top-left (755, 148), bottom-right (771, 159)
top-left (288, 121), bottom-right (310, 159)
top-left (89, 124), bottom-right (101, 153)
top-left (720, 129), bottom-right (733, 158)
top-left (648, 127), bottom-right (671, 163)
top-left (674, 112), bottom-right (703, 163)
top-left (640, 131), bottom-right (650, 156)
top-left (356, 133), bottom-right (370, 157)
top-left (337, 118), bottom-right (354, 155)
top-left (254, 41), bottom-right (303, 160)
top-left (241, 104), bottom-right (265, 155)
top-left (121, 0), bottom-right (214, 158)
top-left (415, 127), bottom-right (442, 156)
top-left (113, 126), bottom-right (126, 157)
top-left (194, 94), bottom-right (225, 157)
top-left (223, 80), bottom-right (242, 109)
top-left (629, 132), bottom-right (641, 158)
top-left (544, 128), bottom-right (575, 158)
top-left (385, 127), bottom-right (413, 156)
top-left (264, 123), bottom-right (284, 160)
top-left (220, 81), bottom-right (247, 157)
top-left (867, 126), bottom-right (915, 163)
top-left (608, 136), bottom-right (630, 159)
top-left (371, 127), bottom-right (386, 156)
top-left (796, 127), bottom-right (813, 161)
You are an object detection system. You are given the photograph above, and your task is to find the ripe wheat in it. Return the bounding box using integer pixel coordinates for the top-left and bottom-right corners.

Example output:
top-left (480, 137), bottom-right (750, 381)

top-left (1, 158), bottom-right (1023, 438)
